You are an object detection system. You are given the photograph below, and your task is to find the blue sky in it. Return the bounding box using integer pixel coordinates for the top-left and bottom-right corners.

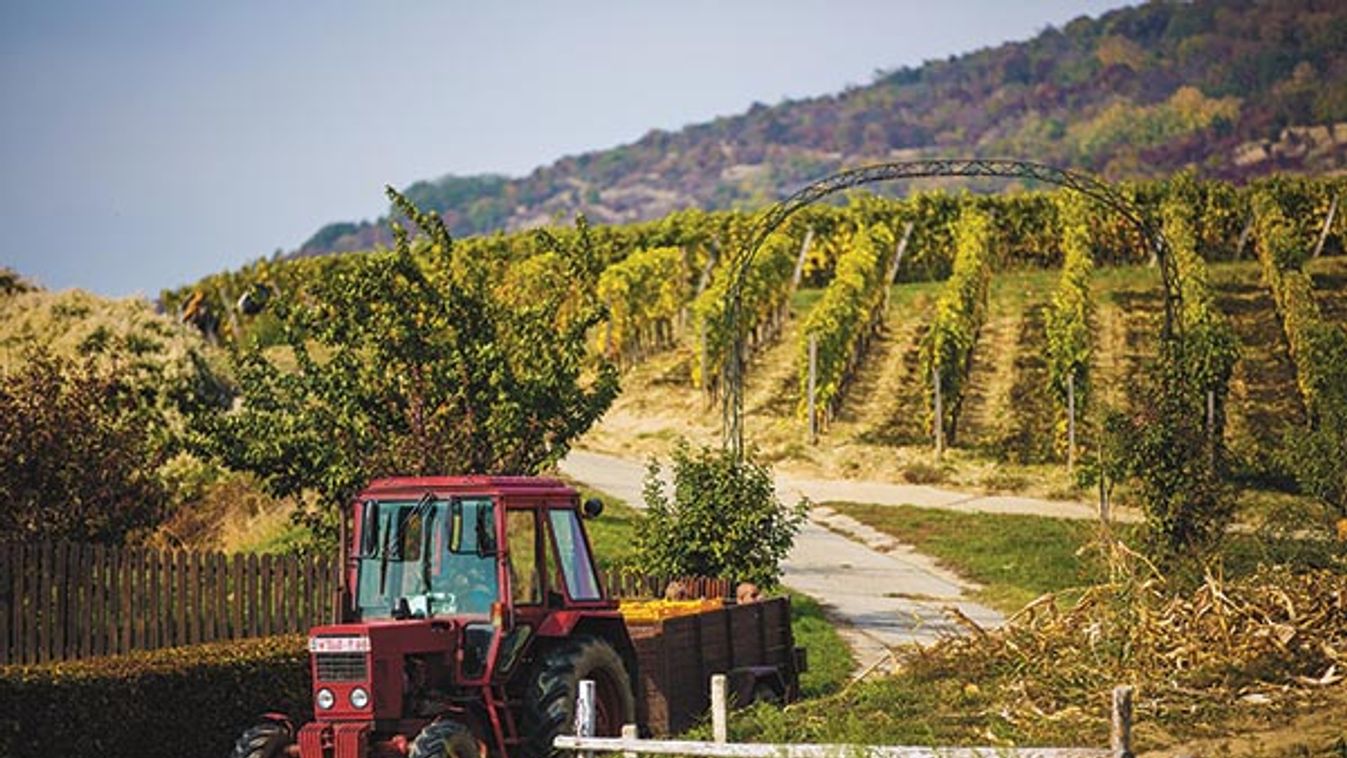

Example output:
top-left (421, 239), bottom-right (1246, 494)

top-left (0, 1), bottom-right (1127, 297)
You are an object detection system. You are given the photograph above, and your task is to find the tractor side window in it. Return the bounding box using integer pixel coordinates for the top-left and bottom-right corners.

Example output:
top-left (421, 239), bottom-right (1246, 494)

top-left (506, 510), bottom-right (541, 605)
top-left (548, 510), bottom-right (601, 601)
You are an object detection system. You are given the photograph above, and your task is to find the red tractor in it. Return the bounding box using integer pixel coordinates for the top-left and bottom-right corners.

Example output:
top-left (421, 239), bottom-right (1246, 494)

top-left (231, 476), bottom-right (801, 758)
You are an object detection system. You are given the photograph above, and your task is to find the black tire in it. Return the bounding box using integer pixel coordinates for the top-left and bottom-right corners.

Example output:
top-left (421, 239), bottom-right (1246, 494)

top-left (231, 720), bottom-right (293, 758)
top-left (522, 636), bottom-right (636, 758)
top-left (751, 680), bottom-right (782, 706)
top-left (410, 719), bottom-right (482, 758)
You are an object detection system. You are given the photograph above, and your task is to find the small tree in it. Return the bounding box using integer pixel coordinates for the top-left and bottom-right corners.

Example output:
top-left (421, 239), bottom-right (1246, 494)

top-left (634, 442), bottom-right (806, 588)
top-left (1099, 349), bottom-right (1234, 561)
top-left (0, 350), bottom-right (168, 543)
top-left (199, 189), bottom-right (620, 540)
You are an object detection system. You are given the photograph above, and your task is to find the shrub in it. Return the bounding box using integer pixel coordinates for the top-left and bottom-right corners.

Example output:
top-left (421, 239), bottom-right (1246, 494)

top-left (0, 635), bottom-right (309, 758)
top-left (634, 442), bottom-right (806, 588)
top-left (1100, 351), bottom-right (1234, 560)
top-left (0, 350), bottom-right (170, 544)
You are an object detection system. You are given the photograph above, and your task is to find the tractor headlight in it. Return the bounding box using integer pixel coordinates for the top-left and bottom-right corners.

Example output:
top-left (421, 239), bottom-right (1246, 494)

top-left (316, 688), bottom-right (335, 710)
top-left (350, 687), bottom-right (370, 709)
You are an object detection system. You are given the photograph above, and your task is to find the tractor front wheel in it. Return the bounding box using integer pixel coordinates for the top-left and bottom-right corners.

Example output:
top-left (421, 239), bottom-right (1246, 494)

top-left (409, 719), bottom-right (481, 758)
top-left (523, 636), bottom-right (635, 758)
top-left (231, 719), bottom-right (293, 758)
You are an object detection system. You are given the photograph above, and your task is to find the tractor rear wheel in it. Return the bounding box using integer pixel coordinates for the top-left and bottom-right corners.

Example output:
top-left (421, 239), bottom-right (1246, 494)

top-left (522, 636), bottom-right (635, 758)
top-left (409, 719), bottom-right (481, 758)
top-left (231, 720), bottom-right (293, 758)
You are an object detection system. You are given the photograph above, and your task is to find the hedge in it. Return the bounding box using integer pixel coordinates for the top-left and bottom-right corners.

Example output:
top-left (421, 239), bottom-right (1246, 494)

top-left (0, 635), bottom-right (309, 758)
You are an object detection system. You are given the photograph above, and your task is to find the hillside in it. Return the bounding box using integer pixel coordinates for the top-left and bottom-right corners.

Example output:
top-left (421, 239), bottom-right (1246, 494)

top-left (576, 254), bottom-right (1347, 503)
top-left (298, 0), bottom-right (1347, 257)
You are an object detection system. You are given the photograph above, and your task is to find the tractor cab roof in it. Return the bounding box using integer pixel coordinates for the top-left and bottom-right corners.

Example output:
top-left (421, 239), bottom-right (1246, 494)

top-left (355, 475), bottom-right (577, 503)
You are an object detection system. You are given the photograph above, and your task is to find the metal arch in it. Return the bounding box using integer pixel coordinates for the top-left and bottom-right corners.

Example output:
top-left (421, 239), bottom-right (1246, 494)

top-left (721, 158), bottom-right (1179, 456)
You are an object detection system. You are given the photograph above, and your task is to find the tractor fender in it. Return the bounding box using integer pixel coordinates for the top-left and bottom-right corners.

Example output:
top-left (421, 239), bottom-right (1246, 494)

top-left (533, 613), bottom-right (641, 727)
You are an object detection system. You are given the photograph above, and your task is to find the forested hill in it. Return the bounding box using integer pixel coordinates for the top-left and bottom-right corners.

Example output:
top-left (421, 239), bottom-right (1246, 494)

top-left (298, 0), bottom-right (1347, 257)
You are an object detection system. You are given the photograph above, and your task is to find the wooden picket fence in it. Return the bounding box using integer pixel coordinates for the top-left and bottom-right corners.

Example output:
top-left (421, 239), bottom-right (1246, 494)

top-left (0, 541), bottom-right (339, 666)
top-left (0, 539), bottom-right (730, 667)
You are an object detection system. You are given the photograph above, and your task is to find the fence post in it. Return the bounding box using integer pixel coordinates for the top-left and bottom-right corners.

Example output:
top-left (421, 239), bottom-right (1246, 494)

top-left (620, 724), bottom-right (638, 758)
top-left (575, 679), bottom-right (597, 758)
top-left (710, 673), bottom-right (728, 744)
top-left (1111, 685), bottom-right (1134, 757)
top-left (807, 334), bottom-right (818, 445)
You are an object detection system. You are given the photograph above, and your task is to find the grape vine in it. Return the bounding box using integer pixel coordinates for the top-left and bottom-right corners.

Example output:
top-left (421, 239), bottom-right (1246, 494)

top-left (920, 206), bottom-right (993, 446)
top-left (1044, 190), bottom-right (1094, 458)
top-left (797, 222), bottom-right (896, 428)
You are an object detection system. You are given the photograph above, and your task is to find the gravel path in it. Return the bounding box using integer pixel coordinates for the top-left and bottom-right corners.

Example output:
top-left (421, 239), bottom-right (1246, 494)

top-left (558, 449), bottom-right (1018, 672)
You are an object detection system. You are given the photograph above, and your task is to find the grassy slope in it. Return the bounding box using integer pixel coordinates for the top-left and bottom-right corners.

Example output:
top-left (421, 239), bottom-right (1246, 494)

top-left (828, 501), bottom-right (1119, 614)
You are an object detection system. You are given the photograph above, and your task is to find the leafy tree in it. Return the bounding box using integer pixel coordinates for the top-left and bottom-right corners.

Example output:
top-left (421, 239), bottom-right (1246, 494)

top-left (0, 350), bottom-right (169, 544)
top-left (634, 442), bottom-right (805, 589)
top-left (199, 189), bottom-right (619, 540)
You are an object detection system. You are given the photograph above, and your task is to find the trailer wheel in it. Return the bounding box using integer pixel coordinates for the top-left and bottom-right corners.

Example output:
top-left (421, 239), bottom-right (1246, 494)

top-left (410, 719), bottom-right (481, 758)
top-left (231, 720), bottom-right (293, 758)
top-left (523, 636), bottom-right (635, 758)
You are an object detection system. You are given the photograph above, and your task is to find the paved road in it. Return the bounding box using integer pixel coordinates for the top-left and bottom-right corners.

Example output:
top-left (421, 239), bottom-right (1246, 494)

top-left (561, 450), bottom-right (1139, 523)
top-left (558, 449), bottom-right (1010, 669)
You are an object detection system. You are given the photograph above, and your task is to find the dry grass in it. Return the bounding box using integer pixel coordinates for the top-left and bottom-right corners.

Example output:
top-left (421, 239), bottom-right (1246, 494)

top-left (725, 534), bottom-right (1347, 752)
top-left (905, 539), bottom-right (1347, 747)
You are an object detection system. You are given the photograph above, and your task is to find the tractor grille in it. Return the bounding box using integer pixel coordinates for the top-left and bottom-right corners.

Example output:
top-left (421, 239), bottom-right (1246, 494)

top-left (315, 652), bottom-right (368, 682)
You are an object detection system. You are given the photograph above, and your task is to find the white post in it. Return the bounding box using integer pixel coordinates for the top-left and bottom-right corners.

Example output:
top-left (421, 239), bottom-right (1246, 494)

top-left (620, 724), bottom-right (638, 758)
top-left (1312, 193), bottom-right (1339, 259)
top-left (1111, 685), bottom-right (1134, 757)
top-left (791, 228), bottom-right (815, 290)
top-left (1097, 443), bottom-right (1110, 524)
top-left (710, 674), bottom-right (728, 744)
top-left (1067, 371), bottom-right (1076, 475)
top-left (1233, 212), bottom-right (1254, 260)
top-left (933, 365), bottom-right (945, 460)
top-left (883, 222), bottom-right (914, 313)
top-left (576, 679), bottom-right (597, 758)
top-left (808, 334), bottom-right (819, 445)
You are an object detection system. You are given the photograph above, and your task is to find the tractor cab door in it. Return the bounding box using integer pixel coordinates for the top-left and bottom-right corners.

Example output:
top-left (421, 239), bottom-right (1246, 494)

top-left (459, 501), bottom-right (546, 685)
top-left (543, 507), bottom-right (604, 605)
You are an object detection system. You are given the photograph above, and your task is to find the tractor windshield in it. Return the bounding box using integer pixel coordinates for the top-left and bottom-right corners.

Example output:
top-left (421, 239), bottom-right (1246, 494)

top-left (355, 498), bottom-right (499, 620)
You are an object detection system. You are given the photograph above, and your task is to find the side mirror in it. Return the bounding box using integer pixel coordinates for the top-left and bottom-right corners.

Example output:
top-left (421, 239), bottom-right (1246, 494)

top-left (581, 498), bottom-right (603, 519)
top-left (357, 501), bottom-right (380, 557)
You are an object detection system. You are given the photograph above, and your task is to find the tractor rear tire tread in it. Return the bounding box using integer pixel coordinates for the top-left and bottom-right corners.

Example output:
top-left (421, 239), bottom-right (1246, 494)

top-left (522, 636), bottom-right (635, 758)
top-left (231, 720), bottom-right (293, 758)
top-left (410, 719), bottom-right (480, 758)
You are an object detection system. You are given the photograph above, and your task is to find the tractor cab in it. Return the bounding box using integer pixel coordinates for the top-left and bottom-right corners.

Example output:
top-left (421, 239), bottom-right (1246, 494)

top-left (274, 476), bottom-right (635, 758)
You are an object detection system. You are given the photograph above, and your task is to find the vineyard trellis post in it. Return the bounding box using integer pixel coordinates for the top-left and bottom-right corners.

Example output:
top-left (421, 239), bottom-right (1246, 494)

top-left (1312, 192), bottom-right (1339, 259)
top-left (1067, 371), bottom-right (1077, 474)
top-left (933, 365), bottom-right (945, 460)
top-left (719, 159), bottom-right (1181, 460)
top-left (807, 334), bottom-right (819, 445)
